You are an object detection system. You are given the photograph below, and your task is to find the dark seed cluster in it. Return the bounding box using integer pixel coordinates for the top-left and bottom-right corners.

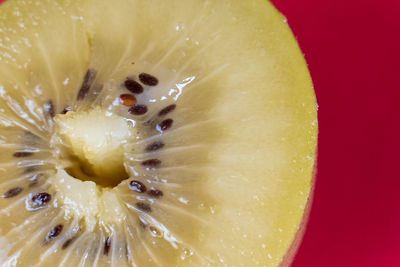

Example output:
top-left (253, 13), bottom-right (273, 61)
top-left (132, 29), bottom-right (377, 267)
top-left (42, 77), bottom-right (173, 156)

top-left (129, 178), bottom-right (164, 214)
top-left (120, 73), bottom-right (161, 116)
top-left (23, 69), bottom-right (183, 239)
top-left (129, 180), bottom-right (164, 200)
top-left (126, 97), bottom-right (179, 217)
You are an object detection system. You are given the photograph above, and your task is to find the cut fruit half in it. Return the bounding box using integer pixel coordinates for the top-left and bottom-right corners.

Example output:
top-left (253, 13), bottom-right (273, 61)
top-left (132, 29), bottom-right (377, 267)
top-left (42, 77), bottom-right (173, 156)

top-left (0, 0), bottom-right (317, 266)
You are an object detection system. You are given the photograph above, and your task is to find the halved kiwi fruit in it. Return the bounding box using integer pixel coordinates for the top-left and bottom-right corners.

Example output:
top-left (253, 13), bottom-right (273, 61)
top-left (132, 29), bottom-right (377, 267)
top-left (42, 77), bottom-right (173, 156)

top-left (0, 0), bottom-right (317, 266)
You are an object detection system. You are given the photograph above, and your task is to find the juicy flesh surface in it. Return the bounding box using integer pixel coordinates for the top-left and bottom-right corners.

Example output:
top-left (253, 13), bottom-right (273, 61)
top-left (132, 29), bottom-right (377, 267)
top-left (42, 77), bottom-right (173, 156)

top-left (0, 0), bottom-right (317, 266)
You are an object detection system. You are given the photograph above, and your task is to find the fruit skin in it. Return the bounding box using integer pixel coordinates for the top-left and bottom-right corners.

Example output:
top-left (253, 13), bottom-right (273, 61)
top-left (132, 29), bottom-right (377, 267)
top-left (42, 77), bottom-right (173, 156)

top-left (259, 3), bottom-right (318, 265)
top-left (280, 161), bottom-right (317, 266)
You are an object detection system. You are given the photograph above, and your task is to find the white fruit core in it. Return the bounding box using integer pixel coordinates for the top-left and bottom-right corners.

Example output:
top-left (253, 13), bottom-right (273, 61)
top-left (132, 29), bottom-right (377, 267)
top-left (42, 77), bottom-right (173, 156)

top-left (53, 107), bottom-right (134, 187)
top-left (52, 168), bottom-right (126, 231)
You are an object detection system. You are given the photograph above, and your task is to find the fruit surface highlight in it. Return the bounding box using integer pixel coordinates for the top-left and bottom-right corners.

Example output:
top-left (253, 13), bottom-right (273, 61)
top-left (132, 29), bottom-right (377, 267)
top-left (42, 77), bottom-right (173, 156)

top-left (0, 0), bottom-right (317, 266)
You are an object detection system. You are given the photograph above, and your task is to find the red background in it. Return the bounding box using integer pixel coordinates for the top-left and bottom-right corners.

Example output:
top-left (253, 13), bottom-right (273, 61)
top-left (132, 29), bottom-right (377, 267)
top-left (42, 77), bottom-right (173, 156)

top-left (269, 0), bottom-right (400, 266)
top-left (1, 0), bottom-right (399, 266)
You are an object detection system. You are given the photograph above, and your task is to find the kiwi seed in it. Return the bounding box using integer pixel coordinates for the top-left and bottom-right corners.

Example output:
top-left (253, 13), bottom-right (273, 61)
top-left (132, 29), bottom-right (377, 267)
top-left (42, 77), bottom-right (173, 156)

top-left (148, 189), bottom-right (163, 198)
top-left (138, 73), bottom-right (159, 86)
top-left (104, 236), bottom-right (111, 255)
top-left (61, 238), bottom-right (74, 250)
top-left (158, 104), bottom-right (176, 116)
top-left (141, 159), bottom-right (162, 168)
top-left (13, 151), bottom-right (34, 157)
top-left (46, 224), bottom-right (64, 241)
top-left (77, 69), bottom-right (97, 101)
top-left (128, 104), bottom-right (148, 115)
top-left (135, 202), bottom-right (152, 213)
top-left (124, 78), bottom-right (144, 94)
top-left (2, 187), bottom-right (23, 198)
top-left (31, 192), bottom-right (52, 207)
top-left (129, 180), bottom-right (147, 193)
top-left (157, 118), bottom-right (174, 132)
top-left (119, 94), bottom-right (137, 107)
top-left (145, 141), bottom-right (165, 152)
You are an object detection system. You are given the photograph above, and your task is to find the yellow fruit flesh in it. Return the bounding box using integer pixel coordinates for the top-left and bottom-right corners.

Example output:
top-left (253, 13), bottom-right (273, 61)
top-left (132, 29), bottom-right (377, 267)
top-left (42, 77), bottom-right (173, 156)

top-left (0, 0), bottom-right (317, 266)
